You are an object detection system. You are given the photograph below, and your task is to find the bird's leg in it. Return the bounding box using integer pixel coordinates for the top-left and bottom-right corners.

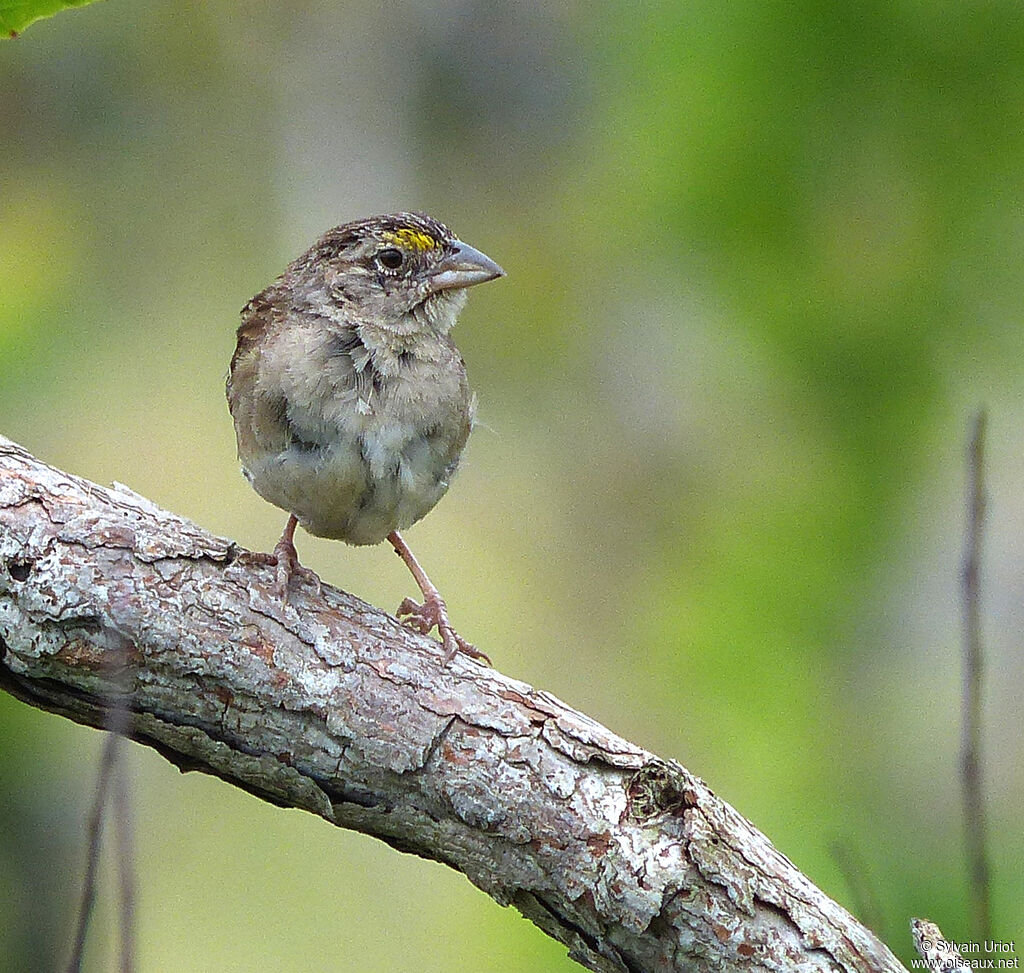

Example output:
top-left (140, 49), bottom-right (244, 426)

top-left (387, 530), bottom-right (489, 664)
top-left (249, 514), bottom-right (322, 602)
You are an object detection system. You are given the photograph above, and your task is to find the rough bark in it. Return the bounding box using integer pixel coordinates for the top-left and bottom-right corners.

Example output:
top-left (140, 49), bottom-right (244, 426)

top-left (0, 435), bottom-right (907, 973)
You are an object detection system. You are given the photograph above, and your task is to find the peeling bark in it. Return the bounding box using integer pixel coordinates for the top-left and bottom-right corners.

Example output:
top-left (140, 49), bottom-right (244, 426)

top-left (0, 435), bottom-right (907, 973)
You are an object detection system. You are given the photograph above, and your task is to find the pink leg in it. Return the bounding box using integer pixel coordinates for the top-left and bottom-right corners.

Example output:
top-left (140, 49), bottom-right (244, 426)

top-left (387, 530), bottom-right (489, 664)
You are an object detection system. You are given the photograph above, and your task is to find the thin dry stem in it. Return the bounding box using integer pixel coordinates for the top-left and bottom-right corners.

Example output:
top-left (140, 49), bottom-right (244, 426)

top-left (961, 408), bottom-right (991, 943)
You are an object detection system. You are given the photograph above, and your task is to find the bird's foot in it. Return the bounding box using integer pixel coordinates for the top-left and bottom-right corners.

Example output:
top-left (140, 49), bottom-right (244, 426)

top-left (273, 533), bottom-right (322, 602)
top-left (248, 534), bottom-right (321, 603)
top-left (397, 594), bottom-right (490, 664)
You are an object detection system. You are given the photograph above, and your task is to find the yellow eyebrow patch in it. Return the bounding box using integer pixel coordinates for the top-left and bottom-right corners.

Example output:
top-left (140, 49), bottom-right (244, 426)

top-left (385, 227), bottom-right (440, 252)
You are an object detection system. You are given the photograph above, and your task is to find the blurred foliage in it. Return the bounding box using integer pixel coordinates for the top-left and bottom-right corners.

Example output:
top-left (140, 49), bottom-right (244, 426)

top-left (0, 0), bottom-right (100, 38)
top-left (1, 0), bottom-right (1022, 970)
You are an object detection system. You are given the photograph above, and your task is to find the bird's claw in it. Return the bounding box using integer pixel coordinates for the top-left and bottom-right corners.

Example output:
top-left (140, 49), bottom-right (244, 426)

top-left (278, 560), bottom-right (322, 603)
top-left (247, 538), bottom-right (321, 603)
top-left (397, 596), bottom-right (489, 664)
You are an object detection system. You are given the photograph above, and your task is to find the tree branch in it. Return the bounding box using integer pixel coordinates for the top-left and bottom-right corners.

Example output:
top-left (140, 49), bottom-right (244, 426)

top-left (0, 435), bottom-right (907, 973)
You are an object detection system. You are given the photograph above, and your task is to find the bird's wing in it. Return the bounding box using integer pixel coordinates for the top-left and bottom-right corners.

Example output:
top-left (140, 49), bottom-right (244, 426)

top-left (226, 305), bottom-right (291, 461)
top-left (228, 305), bottom-right (375, 461)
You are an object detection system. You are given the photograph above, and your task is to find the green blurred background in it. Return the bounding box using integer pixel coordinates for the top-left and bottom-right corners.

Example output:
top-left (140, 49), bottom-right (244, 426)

top-left (2, 0), bottom-right (1022, 969)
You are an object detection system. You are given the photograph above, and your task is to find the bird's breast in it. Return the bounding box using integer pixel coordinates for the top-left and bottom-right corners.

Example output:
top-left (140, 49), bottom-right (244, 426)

top-left (290, 362), bottom-right (471, 543)
top-left (237, 322), bottom-right (473, 544)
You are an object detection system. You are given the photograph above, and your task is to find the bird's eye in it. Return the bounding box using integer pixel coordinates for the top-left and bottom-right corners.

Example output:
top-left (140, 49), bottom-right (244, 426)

top-left (377, 248), bottom-right (404, 270)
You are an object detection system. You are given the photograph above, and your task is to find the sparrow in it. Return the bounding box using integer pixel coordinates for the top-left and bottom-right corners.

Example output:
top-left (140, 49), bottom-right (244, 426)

top-left (226, 213), bottom-right (504, 662)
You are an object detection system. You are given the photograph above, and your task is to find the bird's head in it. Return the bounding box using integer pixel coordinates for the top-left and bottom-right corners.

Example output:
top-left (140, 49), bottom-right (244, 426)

top-left (282, 212), bottom-right (505, 336)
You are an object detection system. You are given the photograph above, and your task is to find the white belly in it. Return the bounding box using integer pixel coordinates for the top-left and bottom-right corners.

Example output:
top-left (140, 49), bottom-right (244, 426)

top-left (244, 419), bottom-right (458, 545)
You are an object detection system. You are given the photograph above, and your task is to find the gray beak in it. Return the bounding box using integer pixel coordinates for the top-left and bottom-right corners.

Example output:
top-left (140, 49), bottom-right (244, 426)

top-left (428, 240), bottom-right (506, 293)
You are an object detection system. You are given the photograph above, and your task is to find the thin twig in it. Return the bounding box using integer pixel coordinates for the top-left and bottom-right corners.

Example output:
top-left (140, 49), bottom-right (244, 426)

top-left (961, 408), bottom-right (991, 942)
top-left (65, 701), bottom-right (133, 973)
top-left (65, 733), bottom-right (120, 973)
top-left (113, 759), bottom-right (137, 973)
